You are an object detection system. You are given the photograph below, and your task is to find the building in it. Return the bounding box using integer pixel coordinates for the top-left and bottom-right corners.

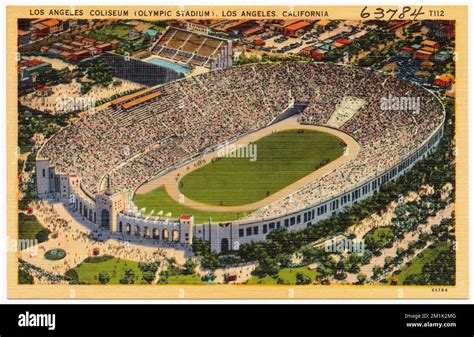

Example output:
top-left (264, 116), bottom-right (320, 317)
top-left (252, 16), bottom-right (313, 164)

top-left (253, 39), bottom-right (265, 47)
top-left (34, 86), bottom-right (53, 97)
top-left (41, 19), bottom-right (62, 35)
top-left (241, 26), bottom-right (264, 37)
top-left (18, 30), bottom-right (31, 45)
top-left (68, 50), bottom-right (90, 61)
top-left (82, 37), bottom-right (97, 46)
top-left (414, 49), bottom-right (432, 61)
top-left (283, 21), bottom-right (312, 37)
top-left (219, 20), bottom-right (259, 35)
top-left (311, 49), bottom-right (326, 60)
top-left (36, 160), bottom-right (193, 245)
top-left (435, 24), bottom-right (455, 40)
top-left (421, 60), bottom-right (434, 69)
top-left (129, 23), bottom-right (152, 38)
top-left (142, 29), bottom-right (159, 41)
top-left (434, 74), bottom-right (455, 87)
top-left (19, 59), bottom-right (52, 80)
top-left (399, 46), bottom-right (414, 58)
top-left (335, 38), bottom-right (350, 45)
top-left (425, 20), bottom-right (455, 41)
top-left (32, 23), bottom-right (49, 39)
top-left (434, 50), bottom-right (451, 63)
top-left (421, 39), bottom-right (440, 53)
top-left (298, 46), bottom-right (314, 57)
top-left (95, 43), bottom-right (113, 53)
top-left (185, 21), bottom-right (210, 35)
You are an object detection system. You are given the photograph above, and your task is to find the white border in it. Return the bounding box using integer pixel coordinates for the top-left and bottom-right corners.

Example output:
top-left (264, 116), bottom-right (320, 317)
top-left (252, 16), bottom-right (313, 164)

top-left (0, 0), bottom-right (472, 305)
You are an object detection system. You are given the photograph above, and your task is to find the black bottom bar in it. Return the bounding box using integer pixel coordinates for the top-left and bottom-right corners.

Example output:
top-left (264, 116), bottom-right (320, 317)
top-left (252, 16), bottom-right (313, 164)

top-left (1, 304), bottom-right (473, 337)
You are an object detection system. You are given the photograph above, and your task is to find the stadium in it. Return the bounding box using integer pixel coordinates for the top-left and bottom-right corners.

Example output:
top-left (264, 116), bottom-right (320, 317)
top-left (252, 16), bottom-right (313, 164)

top-left (35, 62), bottom-right (445, 253)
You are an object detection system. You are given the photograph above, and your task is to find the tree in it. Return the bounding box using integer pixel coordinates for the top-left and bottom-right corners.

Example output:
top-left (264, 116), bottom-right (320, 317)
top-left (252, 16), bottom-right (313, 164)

top-left (252, 258), bottom-right (279, 278)
top-left (183, 259), bottom-right (197, 275)
top-left (296, 272), bottom-right (312, 285)
top-left (142, 271), bottom-right (155, 284)
top-left (372, 265), bottom-right (383, 280)
top-left (316, 265), bottom-right (333, 284)
top-left (98, 272), bottom-right (110, 284)
top-left (80, 83), bottom-right (92, 95)
top-left (192, 239), bottom-right (211, 256)
top-left (35, 228), bottom-right (51, 243)
top-left (85, 59), bottom-right (113, 87)
top-left (201, 254), bottom-right (219, 271)
top-left (361, 250), bottom-right (373, 265)
top-left (119, 269), bottom-right (135, 284)
top-left (356, 273), bottom-right (367, 285)
top-left (19, 268), bottom-right (34, 284)
top-left (384, 256), bottom-right (394, 268)
top-left (64, 269), bottom-right (79, 284)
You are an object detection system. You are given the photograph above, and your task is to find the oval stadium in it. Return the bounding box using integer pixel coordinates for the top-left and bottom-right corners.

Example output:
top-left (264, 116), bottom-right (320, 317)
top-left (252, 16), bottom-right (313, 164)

top-left (36, 62), bottom-right (445, 253)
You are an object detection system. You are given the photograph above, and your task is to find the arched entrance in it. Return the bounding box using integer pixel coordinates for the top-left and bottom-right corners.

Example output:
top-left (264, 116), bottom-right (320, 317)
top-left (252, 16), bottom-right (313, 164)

top-left (101, 209), bottom-right (110, 229)
top-left (134, 225), bottom-right (140, 236)
top-left (172, 230), bottom-right (179, 242)
top-left (144, 227), bottom-right (150, 238)
top-left (126, 223), bottom-right (131, 234)
top-left (162, 229), bottom-right (169, 241)
top-left (221, 238), bottom-right (229, 253)
top-left (153, 228), bottom-right (160, 240)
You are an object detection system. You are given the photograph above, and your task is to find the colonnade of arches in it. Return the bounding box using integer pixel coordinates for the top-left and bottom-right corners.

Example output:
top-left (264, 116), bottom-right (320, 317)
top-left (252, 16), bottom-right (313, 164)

top-left (74, 199), bottom-right (97, 224)
top-left (117, 222), bottom-right (180, 242)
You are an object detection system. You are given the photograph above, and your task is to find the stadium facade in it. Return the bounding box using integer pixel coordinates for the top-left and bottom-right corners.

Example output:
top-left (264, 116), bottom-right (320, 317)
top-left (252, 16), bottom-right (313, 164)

top-left (35, 62), bottom-right (445, 253)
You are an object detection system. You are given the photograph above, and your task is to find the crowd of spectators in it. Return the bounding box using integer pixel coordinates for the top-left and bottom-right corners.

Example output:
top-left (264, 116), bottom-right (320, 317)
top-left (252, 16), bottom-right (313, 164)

top-left (39, 62), bottom-right (444, 220)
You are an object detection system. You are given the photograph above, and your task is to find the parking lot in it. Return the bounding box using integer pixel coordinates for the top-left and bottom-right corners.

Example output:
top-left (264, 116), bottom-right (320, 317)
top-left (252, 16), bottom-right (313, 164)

top-left (244, 20), bottom-right (370, 57)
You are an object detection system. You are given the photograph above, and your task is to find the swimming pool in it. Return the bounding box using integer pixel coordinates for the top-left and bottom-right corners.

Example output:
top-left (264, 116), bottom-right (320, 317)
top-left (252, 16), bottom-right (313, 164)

top-left (146, 58), bottom-right (191, 74)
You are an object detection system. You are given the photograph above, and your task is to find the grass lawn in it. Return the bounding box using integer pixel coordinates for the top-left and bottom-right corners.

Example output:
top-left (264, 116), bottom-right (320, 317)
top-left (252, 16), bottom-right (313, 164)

top-left (363, 227), bottom-right (394, 242)
top-left (392, 241), bottom-right (451, 285)
top-left (18, 213), bottom-right (49, 248)
top-left (84, 24), bottom-right (131, 42)
top-left (72, 257), bottom-right (146, 285)
top-left (133, 186), bottom-right (252, 224)
top-left (165, 274), bottom-right (204, 284)
top-left (247, 266), bottom-right (319, 285)
top-left (179, 129), bottom-right (345, 206)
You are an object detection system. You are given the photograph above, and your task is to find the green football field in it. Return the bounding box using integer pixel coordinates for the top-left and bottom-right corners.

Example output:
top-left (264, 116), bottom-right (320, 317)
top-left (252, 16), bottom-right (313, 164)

top-left (133, 129), bottom-right (345, 222)
top-left (178, 129), bottom-right (345, 206)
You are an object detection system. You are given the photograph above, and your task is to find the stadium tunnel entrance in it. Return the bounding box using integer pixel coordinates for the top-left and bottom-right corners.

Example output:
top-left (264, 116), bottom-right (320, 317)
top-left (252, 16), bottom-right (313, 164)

top-left (270, 102), bottom-right (308, 125)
